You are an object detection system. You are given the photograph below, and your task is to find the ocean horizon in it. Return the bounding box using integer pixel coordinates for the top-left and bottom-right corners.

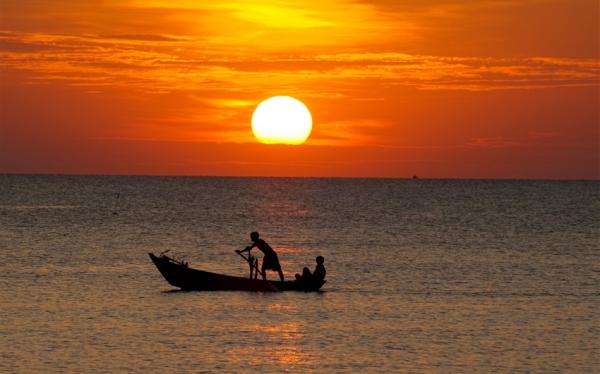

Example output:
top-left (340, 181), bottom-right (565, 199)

top-left (2, 172), bottom-right (598, 181)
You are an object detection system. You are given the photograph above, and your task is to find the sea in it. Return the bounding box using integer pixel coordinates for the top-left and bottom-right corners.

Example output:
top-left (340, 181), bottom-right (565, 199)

top-left (0, 175), bottom-right (598, 373)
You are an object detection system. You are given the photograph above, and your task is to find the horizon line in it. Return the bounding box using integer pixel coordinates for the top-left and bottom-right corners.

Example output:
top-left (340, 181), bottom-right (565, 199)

top-left (1, 172), bottom-right (598, 182)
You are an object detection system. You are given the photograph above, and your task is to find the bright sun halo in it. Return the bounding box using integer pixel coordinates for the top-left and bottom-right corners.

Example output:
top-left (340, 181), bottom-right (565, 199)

top-left (251, 96), bottom-right (312, 145)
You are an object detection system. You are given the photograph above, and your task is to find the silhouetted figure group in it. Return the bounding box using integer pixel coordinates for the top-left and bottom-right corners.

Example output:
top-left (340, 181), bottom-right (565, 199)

top-left (238, 232), bottom-right (326, 286)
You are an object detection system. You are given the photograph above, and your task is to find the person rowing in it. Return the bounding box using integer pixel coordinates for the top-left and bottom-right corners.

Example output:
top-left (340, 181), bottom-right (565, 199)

top-left (237, 231), bottom-right (284, 282)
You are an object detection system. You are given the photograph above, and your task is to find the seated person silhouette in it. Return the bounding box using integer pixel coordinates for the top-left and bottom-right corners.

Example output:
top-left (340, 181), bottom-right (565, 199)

top-left (313, 256), bottom-right (326, 281)
top-left (295, 256), bottom-right (326, 284)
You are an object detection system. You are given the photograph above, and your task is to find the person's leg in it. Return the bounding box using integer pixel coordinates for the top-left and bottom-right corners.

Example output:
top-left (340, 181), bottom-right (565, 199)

top-left (261, 262), bottom-right (267, 281)
top-left (277, 268), bottom-right (284, 282)
top-left (302, 267), bottom-right (311, 278)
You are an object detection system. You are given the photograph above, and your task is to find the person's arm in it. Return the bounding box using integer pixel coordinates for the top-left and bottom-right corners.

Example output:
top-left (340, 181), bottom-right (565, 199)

top-left (237, 243), bottom-right (256, 253)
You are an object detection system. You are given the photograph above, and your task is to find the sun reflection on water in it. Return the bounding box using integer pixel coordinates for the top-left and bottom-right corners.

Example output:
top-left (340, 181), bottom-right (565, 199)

top-left (229, 322), bottom-right (313, 368)
top-left (267, 303), bottom-right (297, 312)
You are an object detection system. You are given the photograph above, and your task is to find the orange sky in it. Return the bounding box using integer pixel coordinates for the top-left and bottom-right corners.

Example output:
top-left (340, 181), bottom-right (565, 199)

top-left (0, 0), bottom-right (598, 178)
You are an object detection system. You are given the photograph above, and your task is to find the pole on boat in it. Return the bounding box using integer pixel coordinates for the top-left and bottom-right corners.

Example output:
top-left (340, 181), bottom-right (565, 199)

top-left (247, 253), bottom-right (259, 279)
top-left (236, 250), bottom-right (264, 278)
top-left (248, 253), bottom-right (254, 279)
top-left (235, 250), bottom-right (280, 292)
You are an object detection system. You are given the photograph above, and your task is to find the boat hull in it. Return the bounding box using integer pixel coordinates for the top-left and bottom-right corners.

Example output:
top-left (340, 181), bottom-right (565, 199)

top-left (149, 253), bottom-right (325, 292)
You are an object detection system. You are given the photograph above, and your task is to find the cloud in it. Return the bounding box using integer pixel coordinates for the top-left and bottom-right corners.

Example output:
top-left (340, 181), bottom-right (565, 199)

top-left (2, 32), bottom-right (598, 95)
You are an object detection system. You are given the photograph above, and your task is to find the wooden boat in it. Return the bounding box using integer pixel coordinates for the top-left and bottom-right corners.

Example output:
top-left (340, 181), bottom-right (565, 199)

top-left (148, 252), bottom-right (326, 292)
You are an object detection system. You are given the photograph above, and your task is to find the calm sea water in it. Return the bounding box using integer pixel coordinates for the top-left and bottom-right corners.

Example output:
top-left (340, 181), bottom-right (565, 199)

top-left (0, 175), bottom-right (598, 373)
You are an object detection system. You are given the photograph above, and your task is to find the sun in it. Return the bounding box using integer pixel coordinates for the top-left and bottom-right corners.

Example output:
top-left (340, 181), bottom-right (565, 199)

top-left (251, 96), bottom-right (312, 145)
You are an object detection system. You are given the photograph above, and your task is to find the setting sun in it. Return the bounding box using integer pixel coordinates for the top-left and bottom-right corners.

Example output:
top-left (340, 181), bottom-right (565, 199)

top-left (251, 96), bottom-right (312, 145)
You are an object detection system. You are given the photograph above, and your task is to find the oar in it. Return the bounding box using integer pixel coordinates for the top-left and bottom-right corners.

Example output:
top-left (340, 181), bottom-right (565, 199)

top-left (236, 250), bottom-right (280, 292)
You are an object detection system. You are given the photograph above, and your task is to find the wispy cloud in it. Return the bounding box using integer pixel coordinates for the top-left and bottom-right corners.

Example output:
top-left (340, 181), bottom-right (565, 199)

top-left (2, 31), bottom-right (598, 94)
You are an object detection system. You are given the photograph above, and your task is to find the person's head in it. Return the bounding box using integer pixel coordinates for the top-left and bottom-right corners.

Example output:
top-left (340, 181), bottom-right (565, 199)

top-left (316, 256), bottom-right (324, 265)
top-left (250, 231), bottom-right (260, 242)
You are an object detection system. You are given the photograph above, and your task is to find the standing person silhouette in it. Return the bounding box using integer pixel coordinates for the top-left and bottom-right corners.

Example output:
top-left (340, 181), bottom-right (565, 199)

top-left (237, 232), bottom-right (284, 282)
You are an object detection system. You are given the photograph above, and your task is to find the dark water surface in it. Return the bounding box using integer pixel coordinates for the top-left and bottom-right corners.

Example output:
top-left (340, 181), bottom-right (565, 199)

top-left (1, 175), bottom-right (598, 372)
